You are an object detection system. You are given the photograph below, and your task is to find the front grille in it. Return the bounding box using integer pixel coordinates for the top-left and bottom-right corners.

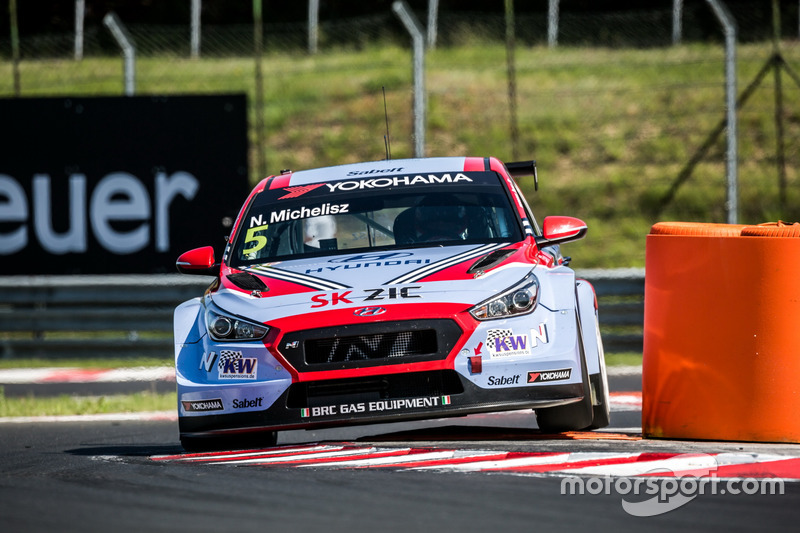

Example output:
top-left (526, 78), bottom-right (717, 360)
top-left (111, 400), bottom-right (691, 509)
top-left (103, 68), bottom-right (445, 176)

top-left (286, 370), bottom-right (464, 408)
top-left (305, 329), bottom-right (437, 364)
top-left (279, 319), bottom-right (462, 372)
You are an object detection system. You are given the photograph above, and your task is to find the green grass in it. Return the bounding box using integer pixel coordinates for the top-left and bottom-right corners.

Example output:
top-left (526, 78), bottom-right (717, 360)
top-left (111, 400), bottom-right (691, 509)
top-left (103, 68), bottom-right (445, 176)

top-left (4, 41), bottom-right (797, 268)
top-left (0, 388), bottom-right (176, 417)
top-left (604, 352), bottom-right (643, 367)
top-left (0, 357), bottom-right (172, 370)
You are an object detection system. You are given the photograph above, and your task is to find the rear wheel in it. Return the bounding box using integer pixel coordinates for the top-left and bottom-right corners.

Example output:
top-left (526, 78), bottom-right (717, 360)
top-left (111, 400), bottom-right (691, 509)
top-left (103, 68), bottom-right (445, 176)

top-left (180, 431), bottom-right (277, 453)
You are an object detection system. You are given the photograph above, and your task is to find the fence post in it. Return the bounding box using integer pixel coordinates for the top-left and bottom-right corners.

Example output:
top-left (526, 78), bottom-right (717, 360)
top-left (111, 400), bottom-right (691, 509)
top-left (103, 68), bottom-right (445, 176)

top-left (672, 0), bottom-right (683, 45)
top-left (190, 0), bottom-right (201, 59)
top-left (548, 0), bottom-right (559, 48)
top-left (75, 0), bottom-right (85, 61)
top-left (308, 0), bottom-right (319, 54)
top-left (427, 0), bottom-right (439, 49)
top-left (103, 12), bottom-right (136, 96)
top-left (505, 0), bottom-right (519, 161)
top-left (705, 0), bottom-right (738, 224)
top-left (392, 1), bottom-right (426, 158)
top-left (253, 0), bottom-right (266, 178)
top-left (9, 0), bottom-right (20, 95)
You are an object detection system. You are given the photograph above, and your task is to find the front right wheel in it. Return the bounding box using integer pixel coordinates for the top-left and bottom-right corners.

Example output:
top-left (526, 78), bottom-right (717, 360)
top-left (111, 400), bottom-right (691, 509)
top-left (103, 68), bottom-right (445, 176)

top-left (535, 313), bottom-right (595, 432)
top-left (535, 392), bottom-right (594, 433)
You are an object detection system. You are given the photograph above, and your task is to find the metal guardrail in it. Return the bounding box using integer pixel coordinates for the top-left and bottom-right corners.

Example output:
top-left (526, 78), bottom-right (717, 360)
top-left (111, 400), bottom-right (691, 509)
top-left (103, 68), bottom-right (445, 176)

top-left (0, 269), bottom-right (645, 359)
top-left (0, 274), bottom-right (213, 359)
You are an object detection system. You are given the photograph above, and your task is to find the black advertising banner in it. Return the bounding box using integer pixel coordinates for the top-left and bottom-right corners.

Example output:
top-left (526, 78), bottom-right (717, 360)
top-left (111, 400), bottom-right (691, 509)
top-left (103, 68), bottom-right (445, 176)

top-left (0, 94), bottom-right (249, 274)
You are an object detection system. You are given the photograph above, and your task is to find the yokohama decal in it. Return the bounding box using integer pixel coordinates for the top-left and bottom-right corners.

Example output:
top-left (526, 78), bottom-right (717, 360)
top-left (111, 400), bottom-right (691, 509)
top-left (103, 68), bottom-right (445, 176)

top-left (181, 398), bottom-right (223, 412)
top-left (278, 183), bottom-right (325, 199)
top-left (528, 368), bottom-right (572, 383)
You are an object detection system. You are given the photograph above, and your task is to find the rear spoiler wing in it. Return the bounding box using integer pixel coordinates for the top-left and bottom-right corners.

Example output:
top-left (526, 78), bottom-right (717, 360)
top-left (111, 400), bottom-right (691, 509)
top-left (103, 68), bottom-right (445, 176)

top-left (505, 160), bottom-right (538, 191)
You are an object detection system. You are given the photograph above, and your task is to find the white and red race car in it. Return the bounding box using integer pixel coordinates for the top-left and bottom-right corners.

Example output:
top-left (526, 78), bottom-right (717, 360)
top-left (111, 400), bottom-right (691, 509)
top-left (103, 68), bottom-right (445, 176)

top-left (173, 156), bottom-right (609, 450)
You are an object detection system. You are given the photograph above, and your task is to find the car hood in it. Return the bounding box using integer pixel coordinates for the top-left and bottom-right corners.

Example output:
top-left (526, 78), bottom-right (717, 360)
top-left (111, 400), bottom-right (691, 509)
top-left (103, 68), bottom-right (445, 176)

top-left (209, 243), bottom-right (545, 323)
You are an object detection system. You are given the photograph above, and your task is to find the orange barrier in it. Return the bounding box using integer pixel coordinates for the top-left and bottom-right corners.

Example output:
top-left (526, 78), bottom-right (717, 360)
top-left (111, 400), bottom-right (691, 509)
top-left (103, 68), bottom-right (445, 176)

top-left (643, 221), bottom-right (800, 443)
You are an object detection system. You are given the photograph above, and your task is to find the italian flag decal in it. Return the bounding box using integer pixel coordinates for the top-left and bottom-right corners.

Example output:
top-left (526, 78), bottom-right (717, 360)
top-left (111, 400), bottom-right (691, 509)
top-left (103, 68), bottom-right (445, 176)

top-left (442, 396), bottom-right (451, 405)
top-left (301, 408), bottom-right (310, 418)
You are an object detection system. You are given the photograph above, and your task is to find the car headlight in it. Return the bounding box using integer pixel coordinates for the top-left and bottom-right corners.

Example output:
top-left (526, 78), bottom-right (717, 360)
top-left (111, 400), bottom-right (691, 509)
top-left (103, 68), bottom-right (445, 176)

top-left (205, 305), bottom-right (268, 341)
top-left (469, 272), bottom-right (539, 320)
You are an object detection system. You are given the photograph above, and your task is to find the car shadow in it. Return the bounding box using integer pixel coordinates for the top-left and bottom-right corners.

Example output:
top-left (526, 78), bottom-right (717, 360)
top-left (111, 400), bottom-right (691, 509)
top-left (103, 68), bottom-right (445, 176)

top-left (66, 444), bottom-right (184, 457)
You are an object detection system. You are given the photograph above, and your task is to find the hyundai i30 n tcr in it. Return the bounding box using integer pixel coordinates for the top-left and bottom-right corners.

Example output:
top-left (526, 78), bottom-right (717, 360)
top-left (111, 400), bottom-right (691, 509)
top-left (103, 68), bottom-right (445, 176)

top-left (174, 156), bottom-right (609, 450)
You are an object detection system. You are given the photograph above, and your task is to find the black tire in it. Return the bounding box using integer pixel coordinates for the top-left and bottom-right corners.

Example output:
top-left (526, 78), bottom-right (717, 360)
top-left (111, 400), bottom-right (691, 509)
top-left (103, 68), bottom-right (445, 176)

top-left (588, 372), bottom-right (610, 430)
top-left (535, 313), bottom-right (594, 432)
top-left (587, 311), bottom-right (611, 430)
top-left (535, 391), bottom-right (593, 433)
top-left (180, 431), bottom-right (277, 453)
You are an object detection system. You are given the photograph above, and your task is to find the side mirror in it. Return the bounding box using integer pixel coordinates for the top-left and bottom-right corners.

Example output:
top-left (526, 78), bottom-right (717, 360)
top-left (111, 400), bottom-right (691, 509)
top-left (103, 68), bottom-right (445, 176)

top-left (176, 246), bottom-right (220, 276)
top-left (537, 216), bottom-right (587, 246)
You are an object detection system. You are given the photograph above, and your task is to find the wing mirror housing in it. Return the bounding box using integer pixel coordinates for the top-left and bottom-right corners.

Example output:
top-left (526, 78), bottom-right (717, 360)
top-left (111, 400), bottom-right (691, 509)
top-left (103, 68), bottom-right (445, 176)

top-left (176, 246), bottom-right (220, 276)
top-left (536, 216), bottom-right (588, 246)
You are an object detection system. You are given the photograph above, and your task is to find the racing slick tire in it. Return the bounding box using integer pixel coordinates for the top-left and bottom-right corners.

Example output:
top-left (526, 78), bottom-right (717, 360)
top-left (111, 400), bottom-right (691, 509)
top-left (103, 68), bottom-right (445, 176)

top-left (180, 431), bottom-right (278, 452)
top-left (587, 373), bottom-right (610, 430)
top-left (535, 314), bottom-right (595, 432)
top-left (535, 391), bottom-right (593, 433)
top-left (587, 313), bottom-right (610, 430)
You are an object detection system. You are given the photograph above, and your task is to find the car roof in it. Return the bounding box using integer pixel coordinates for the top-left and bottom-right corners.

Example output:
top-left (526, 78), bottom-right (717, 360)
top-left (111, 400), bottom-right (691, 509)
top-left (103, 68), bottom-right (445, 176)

top-left (277, 157), bottom-right (471, 187)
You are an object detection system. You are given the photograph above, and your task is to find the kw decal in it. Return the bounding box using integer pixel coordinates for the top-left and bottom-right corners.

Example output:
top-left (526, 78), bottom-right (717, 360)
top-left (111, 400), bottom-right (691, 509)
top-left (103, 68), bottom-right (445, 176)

top-left (486, 329), bottom-right (531, 359)
top-left (217, 350), bottom-right (257, 380)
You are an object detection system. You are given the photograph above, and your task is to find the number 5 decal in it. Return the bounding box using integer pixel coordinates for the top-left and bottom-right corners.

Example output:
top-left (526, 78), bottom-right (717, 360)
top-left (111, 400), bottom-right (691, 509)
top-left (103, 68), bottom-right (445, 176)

top-left (243, 224), bottom-right (269, 255)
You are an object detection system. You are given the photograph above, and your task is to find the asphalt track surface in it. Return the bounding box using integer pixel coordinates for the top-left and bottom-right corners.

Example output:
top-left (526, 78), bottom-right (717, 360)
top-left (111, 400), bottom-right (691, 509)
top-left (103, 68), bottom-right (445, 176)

top-left (2, 372), bottom-right (799, 532)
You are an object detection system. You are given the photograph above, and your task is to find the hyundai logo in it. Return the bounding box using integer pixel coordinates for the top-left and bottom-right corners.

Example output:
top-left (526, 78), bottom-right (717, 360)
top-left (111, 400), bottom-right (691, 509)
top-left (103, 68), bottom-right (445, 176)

top-left (330, 252), bottom-right (412, 263)
top-left (353, 306), bottom-right (386, 317)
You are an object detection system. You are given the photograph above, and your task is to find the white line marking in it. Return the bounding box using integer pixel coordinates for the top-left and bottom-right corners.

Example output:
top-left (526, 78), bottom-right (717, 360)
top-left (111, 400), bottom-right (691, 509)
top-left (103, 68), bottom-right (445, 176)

top-left (410, 452), bottom-right (573, 472)
top-left (302, 450), bottom-right (455, 468)
top-left (153, 445), bottom-right (344, 462)
top-left (214, 447), bottom-right (379, 465)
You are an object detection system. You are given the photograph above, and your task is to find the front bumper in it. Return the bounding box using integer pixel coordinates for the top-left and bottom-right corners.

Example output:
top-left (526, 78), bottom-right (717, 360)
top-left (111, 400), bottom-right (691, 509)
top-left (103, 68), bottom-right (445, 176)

top-left (178, 369), bottom-right (585, 437)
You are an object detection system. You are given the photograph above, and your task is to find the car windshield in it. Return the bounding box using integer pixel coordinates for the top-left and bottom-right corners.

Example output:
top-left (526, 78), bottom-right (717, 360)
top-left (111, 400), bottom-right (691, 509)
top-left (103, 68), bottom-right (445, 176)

top-left (229, 170), bottom-right (523, 267)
